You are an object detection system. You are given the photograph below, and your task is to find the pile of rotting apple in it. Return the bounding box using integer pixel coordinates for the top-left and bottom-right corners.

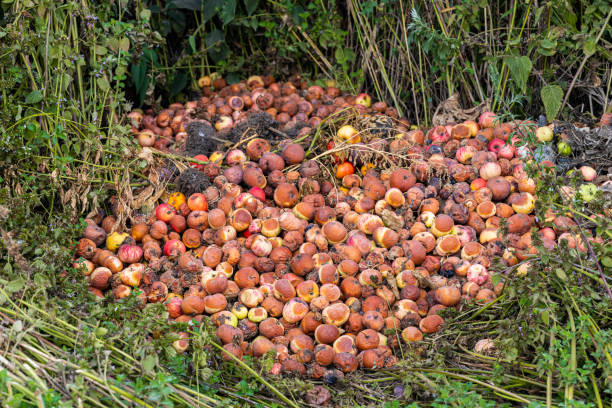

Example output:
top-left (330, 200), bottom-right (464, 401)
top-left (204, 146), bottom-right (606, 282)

top-left (74, 75), bottom-right (609, 378)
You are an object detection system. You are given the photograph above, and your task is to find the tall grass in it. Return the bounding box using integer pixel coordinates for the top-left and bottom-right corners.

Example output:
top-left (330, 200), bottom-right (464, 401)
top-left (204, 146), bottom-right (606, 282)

top-left (333, 0), bottom-right (611, 125)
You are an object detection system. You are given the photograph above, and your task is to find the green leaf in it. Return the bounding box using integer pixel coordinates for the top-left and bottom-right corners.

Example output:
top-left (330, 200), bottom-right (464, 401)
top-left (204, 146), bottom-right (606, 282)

top-left (171, 0), bottom-right (202, 10)
top-left (6, 277), bottom-right (25, 293)
top-left (169, 72), bottom-right (188, 99)
top-left (131, 60), bottom-right (148, 105)
top-left (504, 55), bottom-right (532, 94)
top-left (583, 38), bottom-right (596, 57)
top-left (188, 35), bottom-right (196, 54)
top-left (541, 84), bottom-right (563, 121)
top-left (119, 38), bottom-right (130, 52)
top-left (540, 310), bottom-right (549, 326)
top-left (204, 29), bottom-right (225, 48)
top-left (94, 45), bottom-right (107, 55)
top-left (554, 268), bottom-right (567, 280)
top-left (97, 77), bottom-right (110, 92)
top-left (142, 355), bottom-right (157, 374)
top-left (220, 0), bottom-right (236, 26)
top-left (140, 8), bottom-right (151, 20)
top-left (25, 90), bottom-right (43, 104)
top-left (202, 0), bottom-right (223, 23)
top-left (12, 320), bottom-right (23, 332)
top-left (491, 273), bottom-right (501, 287)
top-left (601, 256), bottom-right (612, 268)
top-left (534, 6), bottom-right (545, 23)
top-left (244, 0), bottom-right (258, 16)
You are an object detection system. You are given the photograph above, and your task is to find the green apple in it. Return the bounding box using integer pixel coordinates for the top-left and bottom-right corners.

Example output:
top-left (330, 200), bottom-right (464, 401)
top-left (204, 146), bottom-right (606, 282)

top-left (557, 141), bottom-right (571, 156)
top-left (579, 183), bottom-right (598, 203)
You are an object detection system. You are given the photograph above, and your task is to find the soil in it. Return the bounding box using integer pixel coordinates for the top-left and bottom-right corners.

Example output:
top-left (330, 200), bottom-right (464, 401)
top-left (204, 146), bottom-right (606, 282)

top-left (185, 121), bottom-right (218, 156)
top-left (174, 167), bottom-right (212, 197)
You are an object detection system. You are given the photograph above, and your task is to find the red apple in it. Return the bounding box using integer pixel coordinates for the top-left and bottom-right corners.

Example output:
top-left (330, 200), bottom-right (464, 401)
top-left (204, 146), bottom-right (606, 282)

top-left (190, 154), bottom-right (209, 170)
top-left (226, 149), bottom-right (247, 166)
top-left (164, 240), bottom-right (186, 256)
top-left (427, 126), bottom-right (450, 143)
top-left (249, 187), bottom-right (266, 201)
top-left (470, 178), bottom-right (487, 190)
top-left (455, 146), bottom-right (476, 164)
top-left (488, 138), bottom-right (505, 155)
top-left (156, 203), bottom-right (176, 222)
top-left (478, 111), bottom-right (498, 128)
top-left (498, 143), bottom-right (515, 159)
top-left (579, 166), bottom-right (596, 182)
top-left (355, 93), bottom-right (372, 108)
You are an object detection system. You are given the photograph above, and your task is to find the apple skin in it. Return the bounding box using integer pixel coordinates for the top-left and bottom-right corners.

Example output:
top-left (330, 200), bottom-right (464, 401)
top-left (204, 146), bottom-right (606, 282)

top-left (156, 203), bottom-right (176, 222)
top-left (337, 125), bottom-right (359, 142)
top-left (536, 126), bottom-right (553, 142)
top-left (498, 143), bottom-right (515, 160)
top-left (557, 142), bottom-right (571, 156)
top-left (471, 178), bottom-right (487, 190)
top-left (488, 138), bottom-right (505, 155)
top-left (249, 187), bottom-right (266, 202)
top-left (191, 154), bottom-right (209, 170)
top-left (478, 111), bottom-right (497, 128)
top-left (355, 93), bottom-right (372, 108)
top-left (579, 166), bottom-right (596, 182)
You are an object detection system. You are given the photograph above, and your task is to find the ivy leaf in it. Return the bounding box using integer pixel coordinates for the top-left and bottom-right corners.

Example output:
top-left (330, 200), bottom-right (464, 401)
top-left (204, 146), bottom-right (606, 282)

top-left (25, 90), bottom-right (43, 104)
top-left (541, 84), bottom-right (563, 121)
top-left (504, 55), bottom-right (532, 94)
top-left (244, 0), bottom-right (258, 16)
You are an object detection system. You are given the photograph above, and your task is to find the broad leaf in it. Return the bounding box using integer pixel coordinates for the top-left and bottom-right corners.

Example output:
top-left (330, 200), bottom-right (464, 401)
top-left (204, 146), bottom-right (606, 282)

top-left (203, 0), bottom-right (223, 23)
top-left (205, 29), bottom-right (225, 49)
top-left (220, 0), bottom-right (237, 26)
top-left (6, 277), bottom-right (25, 293)
top-left (169, 72), bottom-right (188, 99)
top-left (97, 77), bottom-right (110, 92)
top-left (541, 84), bottom-right (563, 121)
top-left (244, 0), bottom-right (258, 16)
top-left (25, 90), bottom-right (43, 104)
top-left (131, 60), bottom-right (148, 105)
top-left (583, 38), bottom-right (596, 57)
top-left (504, 55), bottom-right (532, 94)
top-left (171, 0), bottom-right (202, 10)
